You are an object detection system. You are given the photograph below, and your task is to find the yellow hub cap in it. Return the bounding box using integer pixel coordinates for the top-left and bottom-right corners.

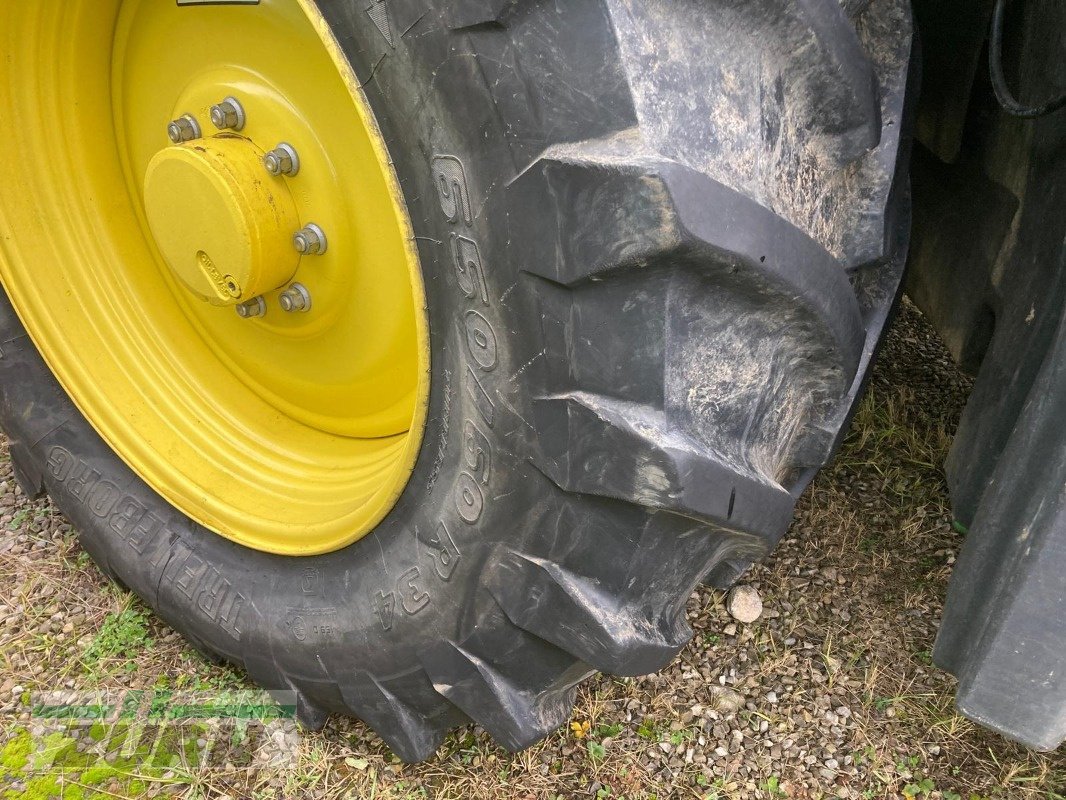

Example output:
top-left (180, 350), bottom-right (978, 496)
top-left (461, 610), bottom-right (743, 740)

top-left (0, 0), bottom-right (430, 554)
top-left (144, 138), bottom-right (301, 305)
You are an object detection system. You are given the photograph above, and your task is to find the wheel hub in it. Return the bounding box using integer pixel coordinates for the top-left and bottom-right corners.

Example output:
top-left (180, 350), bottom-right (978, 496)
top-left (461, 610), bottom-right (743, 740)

top-left (144, 137), bottom-right (300, 306)
top-left (0, 0), bottom-right (431, 555)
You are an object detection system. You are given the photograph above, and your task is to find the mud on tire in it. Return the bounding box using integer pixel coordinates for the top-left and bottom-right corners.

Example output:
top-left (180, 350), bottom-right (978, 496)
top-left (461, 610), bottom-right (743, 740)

top-left (0, 0), bottom-right (915, 760)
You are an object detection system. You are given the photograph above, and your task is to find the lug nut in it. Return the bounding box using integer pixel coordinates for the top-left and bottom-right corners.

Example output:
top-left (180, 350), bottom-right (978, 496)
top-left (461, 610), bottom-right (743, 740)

top-left (166, 114), bottom-right (201, 144)
top-left (293, 223), bottom-right (327, 256)
top-left (264, 143), bottom-right (300, 177)
top-left (235, 297), bottom-right (266, 319)
top-left (210, 97), bottom-right (246, 131)
top-left (279, 283), bottom-right (312, 313)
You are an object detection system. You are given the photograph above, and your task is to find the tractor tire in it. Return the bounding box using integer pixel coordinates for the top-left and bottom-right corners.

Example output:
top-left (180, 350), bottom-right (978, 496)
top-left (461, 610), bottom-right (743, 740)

top-left (0, 0), bottom-right (915, 760)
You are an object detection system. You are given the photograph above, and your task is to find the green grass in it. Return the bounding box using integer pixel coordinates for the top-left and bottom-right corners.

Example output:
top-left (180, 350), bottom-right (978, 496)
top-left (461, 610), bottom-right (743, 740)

top-left (80, 605), bottom-right (153, 677)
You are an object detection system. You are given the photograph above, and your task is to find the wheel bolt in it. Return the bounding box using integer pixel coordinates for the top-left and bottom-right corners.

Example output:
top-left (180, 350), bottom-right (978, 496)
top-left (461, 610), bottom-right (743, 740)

top-left (293, 223), bottom-right (327, 256)
top-left (264, 143), bottom-right (300, 177)
top-left (279, 283), bottom-right (312, 313)
top-left (166, 114), bottom-right (201, 144)
top-left (235, 297), bottom-right (266, 319)
top-left (209, 96), bottom-right (246, 131)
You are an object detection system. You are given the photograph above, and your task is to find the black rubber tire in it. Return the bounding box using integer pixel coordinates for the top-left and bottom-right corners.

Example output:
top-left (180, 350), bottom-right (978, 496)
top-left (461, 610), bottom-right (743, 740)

top-left (0, 0), bottom-right (915, 761)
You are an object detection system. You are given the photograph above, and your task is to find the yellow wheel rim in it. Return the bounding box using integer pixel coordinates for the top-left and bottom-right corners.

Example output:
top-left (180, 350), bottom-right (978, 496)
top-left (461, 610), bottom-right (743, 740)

top-left (0, 0), bottom-right (430, 555)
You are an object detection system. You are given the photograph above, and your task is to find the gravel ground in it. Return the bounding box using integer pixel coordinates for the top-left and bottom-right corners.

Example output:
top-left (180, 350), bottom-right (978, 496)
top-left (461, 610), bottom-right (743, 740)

top-left (1, 301), bottom-right (1064, 799)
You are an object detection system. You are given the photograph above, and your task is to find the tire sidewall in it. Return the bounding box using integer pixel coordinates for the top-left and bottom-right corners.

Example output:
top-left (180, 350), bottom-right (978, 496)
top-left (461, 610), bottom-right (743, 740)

top-left (0, 0), bottom-right (541, 683)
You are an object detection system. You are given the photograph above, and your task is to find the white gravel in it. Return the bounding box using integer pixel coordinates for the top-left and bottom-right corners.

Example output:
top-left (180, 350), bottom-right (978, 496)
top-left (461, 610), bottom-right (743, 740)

top-left (0, 302), bottom-right (1061, 799)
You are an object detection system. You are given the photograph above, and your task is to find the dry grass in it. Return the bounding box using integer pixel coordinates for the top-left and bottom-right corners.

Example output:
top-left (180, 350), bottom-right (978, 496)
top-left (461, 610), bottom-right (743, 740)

top-left (0, 302), bottom-right (1064, 799)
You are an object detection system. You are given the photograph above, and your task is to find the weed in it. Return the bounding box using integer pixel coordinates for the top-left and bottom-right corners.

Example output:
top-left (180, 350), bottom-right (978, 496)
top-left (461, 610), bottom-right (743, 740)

top-left (636, 720), bottom-right (660, 741)
top-left (902, 777), bottom-right (935, 798)
top-left (898, 754), bottom-right (922, 772)
top-left (593, 722), bottom-right (624, 739)
top-left (761, 775), bottom-right (786, 796)
top-left (668, 728), bottom-right (695, 747)
top-left (81, 605), bottom-right (152, 676)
